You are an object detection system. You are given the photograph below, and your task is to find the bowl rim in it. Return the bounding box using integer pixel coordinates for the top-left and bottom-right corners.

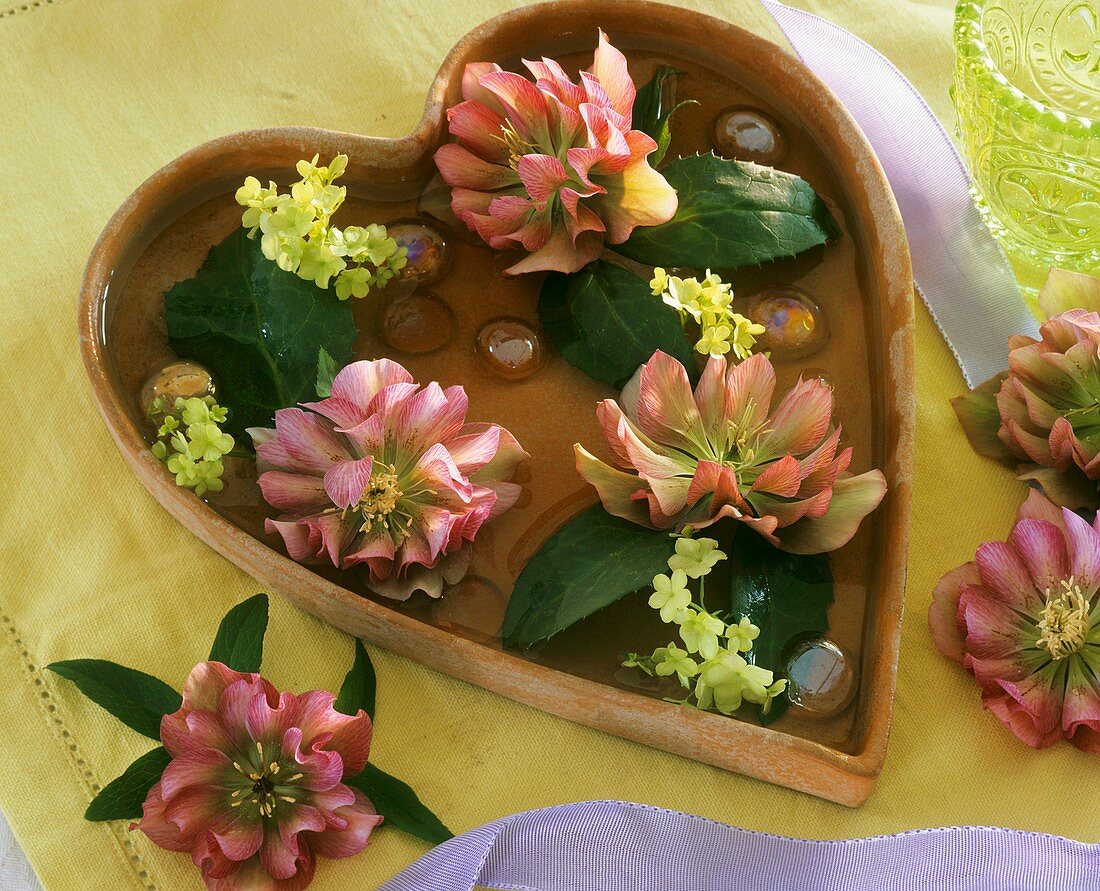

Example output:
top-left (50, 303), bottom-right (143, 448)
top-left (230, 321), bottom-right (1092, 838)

top-left (953, 0), bottom-right (1100, 137)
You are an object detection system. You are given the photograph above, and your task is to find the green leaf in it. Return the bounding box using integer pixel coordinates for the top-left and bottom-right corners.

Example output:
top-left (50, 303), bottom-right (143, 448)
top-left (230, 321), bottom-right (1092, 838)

top-left (47, 661), bottom-right (181, 739)
top-left (951, 372), bottom-right (1014, 464)
top-left (633, 65), bottom-right (681, 138)
top-left (538, 260), bottom-right (696, 390)
top-left (346, 763), bottom-right (453, 845)
top-left (335, 639), bottom-right (376, 720)
top-left (620, 153), bottom-right (841, 270)
top-left (727, 531), bottom-right (833, 724)
top-left (84, 747), bottom-right (171, 822)
top-left (208, 594), bottom-right (269, 673)
top-left (165, 228), bottom-right (357, 441)
top-left (315, 346), bottom-right (339, 399)
top-left (651, 99), bottom-right (699, 167)
top-left (631, 66), bottom-right (698, 167)
top-left (503, 505), bottom-right (677, 646)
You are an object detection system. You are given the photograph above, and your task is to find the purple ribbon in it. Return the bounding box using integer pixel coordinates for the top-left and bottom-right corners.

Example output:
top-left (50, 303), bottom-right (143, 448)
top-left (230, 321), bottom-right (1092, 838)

top-left (762, 0), bottom-right (1037, 386)
top-left (379, 800), bottom-right (1099, 890)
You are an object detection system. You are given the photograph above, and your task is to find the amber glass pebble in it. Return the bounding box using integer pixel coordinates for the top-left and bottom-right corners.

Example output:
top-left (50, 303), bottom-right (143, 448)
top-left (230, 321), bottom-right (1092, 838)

top-left (784, 636), bottom-right (856, 717)
top-left (714, 106), bottom-right (786, 165)
top-left (388, 220), bottom-right (450, 285)
top-left (139, 361), bottom-right (215, 418)
top-left (475, 318), bottom-right (544, 381)
top-left (380, 292), bottom-right (456, 354)
top-left (745, 286), bottom-right (827, 359)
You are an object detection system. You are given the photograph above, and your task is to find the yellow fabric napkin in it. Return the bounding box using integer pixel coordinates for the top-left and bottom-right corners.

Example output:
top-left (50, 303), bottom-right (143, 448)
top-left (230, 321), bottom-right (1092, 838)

top-left (0, 0), bottom-right (1092, 888)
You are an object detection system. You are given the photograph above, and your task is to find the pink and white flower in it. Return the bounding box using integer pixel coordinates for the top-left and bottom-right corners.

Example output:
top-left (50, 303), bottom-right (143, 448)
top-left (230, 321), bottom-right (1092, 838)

top-left (134, 661), bottom-right (380, 890)
top-left (574, 350), bottom-right (886, 553)
top-left (249, 358), bottom-right (527, 600)
top-left (929, 490), bottom-right (1100, 752)
top-left (434, 30), bottom-right (678, 274)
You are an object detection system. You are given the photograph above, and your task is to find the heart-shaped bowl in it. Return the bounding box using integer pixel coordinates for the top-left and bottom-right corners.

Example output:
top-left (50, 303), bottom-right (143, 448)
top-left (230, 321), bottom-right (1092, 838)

top-left (79, 0), bottom-right (913, 805)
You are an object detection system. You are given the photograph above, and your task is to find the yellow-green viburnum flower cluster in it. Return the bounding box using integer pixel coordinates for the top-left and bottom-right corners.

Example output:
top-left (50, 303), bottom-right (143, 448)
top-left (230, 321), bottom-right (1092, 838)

top-left (148, 396), bottom-right (234, 497)
top-left (623, 532), bottom-right (787, 716)
top-left (650, 267), bottom-right (765, 361)
top-left (234, 154), bottom-right (408, 300)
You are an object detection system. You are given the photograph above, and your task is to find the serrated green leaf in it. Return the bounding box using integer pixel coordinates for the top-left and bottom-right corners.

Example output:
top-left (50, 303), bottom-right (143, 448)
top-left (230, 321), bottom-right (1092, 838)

top-left (335, 639), bottom-right (376, 721)
top-left (621, 153), bottom-right (840, 270)
top-left (951, 372), bottom-right (1013, 464)
top-left (47, 661), bottom-right (181, 739)
top-left (208, 594), bottom-right (269, 673)
top-left (538, 260), bottom-right (696, 390)
top-left (346, 763), bottom-right (453, 845)
top-left (316, 346), bottom-right (339, 399)
top-left (503, 505), bottom-right (677, 646)
top-left (85, 747), bottom-right (171, 822)
top-left (727, 531), bottom-right (833, 724)
top-left (164, 228), bottom-right (357, 441)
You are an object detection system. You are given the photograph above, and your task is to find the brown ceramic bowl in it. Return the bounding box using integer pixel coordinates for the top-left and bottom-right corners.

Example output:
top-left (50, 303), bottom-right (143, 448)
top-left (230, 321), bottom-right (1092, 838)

top-left (78, 0), bottom-right (914, 805)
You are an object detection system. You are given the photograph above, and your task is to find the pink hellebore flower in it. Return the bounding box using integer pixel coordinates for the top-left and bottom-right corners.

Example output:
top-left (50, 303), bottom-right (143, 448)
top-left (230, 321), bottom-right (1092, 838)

top-left (930, 490), bottom-right (1100, 752)
top-left (249, 358), bottom-right (527, 600)
top-left (434, 30), bottom-right (678, 274)
top-left (574, 351), bottom-right (887, 554)
top-left (134, 661), bottom-right (380, 890)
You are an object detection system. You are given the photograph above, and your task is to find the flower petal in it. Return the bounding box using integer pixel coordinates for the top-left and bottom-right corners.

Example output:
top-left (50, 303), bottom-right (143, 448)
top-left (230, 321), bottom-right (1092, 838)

top-left (258, 471), bottom-right (330, 514)
top-left (322, 457), bottom-right (374, 511)
top-left (575, 445), bottom-right (654, 527)
top-left (588, 29), bottom-right (636, 119)
top-left (307, 787), bottom-right (383, 859)
top-left (773, 471), bottom-right (887, 554)
top-left (929, 562), bottom-right (979, 664)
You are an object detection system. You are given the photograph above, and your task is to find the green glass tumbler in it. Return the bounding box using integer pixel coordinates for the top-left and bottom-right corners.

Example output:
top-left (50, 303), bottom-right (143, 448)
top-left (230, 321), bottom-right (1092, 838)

top-left (953, 0), bottom-right (1100, 313)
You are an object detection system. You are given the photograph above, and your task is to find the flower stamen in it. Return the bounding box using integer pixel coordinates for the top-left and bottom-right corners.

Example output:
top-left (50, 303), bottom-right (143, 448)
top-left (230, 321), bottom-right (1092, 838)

top-left (357, 470), bottom-right (403, 532)
top-left (1037, 577), bottom-right (1091, 660)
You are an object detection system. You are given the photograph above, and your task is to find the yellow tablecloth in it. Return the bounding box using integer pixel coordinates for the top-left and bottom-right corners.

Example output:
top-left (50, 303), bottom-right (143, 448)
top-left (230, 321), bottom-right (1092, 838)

top-left (0, 1), bottom-right (1092, 888)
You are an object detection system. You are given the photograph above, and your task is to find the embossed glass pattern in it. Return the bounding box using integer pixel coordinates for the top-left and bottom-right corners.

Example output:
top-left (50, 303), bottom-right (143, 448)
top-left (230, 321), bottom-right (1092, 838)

top-left (953, 1), bottom-right (1100, 307)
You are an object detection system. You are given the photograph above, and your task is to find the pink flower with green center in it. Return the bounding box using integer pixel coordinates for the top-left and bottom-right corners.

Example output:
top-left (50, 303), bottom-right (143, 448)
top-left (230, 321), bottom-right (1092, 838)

top-left (574, 351), bottom-right (887, 553)
top-left (133, 661), bottom-right (380, 890)
top-left (929, 490), bottom-right (1100, 752)
top-left (954, 268), bottom-right (1100, 510)
top-left (249, 358), bottom-right (527, 600)
top-left (433, 30), bottom-right (678, 275)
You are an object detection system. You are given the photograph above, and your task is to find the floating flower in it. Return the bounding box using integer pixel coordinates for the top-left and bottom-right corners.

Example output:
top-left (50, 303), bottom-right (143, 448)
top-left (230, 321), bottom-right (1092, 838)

top-left (249, 359), bottom-right (527, 599)
top-left (575, 350), bottom-right (886, 553)
top-left (648, 570), bottom-right (691, 623)
top-left (929, 490), bottom-right (1100, 752)
top-left (134, 661), bottom-right (381, 889)
top-left (649, 268), bottom-right (763, 361)
top-left (667, 536), bottom-right (726, 579)
top-left (149, 396), bottom-right (234, 497)
top-left (678, 609), bottom-right (725, 659)
top-left (235, 156), bottom-right (407, 299)
top-left (954, 268), bottom-right (1100, 509)
top-left (434, 31), bottom-right (677, 274)
top-left (652, 643), bottom-right (699, 687)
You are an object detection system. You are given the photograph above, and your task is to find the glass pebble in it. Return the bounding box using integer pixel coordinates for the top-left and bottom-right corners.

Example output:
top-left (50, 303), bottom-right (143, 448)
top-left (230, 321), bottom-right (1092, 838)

top-left (476, 318), bottom-right (544, 381)
top-left (746, 287), bottom-right (828, 359)
top-left (800, 366), bottom-right (834, 390)
top-left (783, 636), bottom-right (856, 717)
top-left (139, 361), bottom-right (214, 418)
top-left (381, 291), bottom-right (456, 354)
top-left (387, 220), bottom-right (450, 285)
top-left (714, 106), bottom-right (786, 165)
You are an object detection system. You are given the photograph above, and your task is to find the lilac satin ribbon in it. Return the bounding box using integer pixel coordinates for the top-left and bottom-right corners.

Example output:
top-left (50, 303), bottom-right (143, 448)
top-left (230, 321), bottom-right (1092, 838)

top-left (761, 0), bottom-right (1037, 386)
top-left (379, 800), bottom-right (1099, 890)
